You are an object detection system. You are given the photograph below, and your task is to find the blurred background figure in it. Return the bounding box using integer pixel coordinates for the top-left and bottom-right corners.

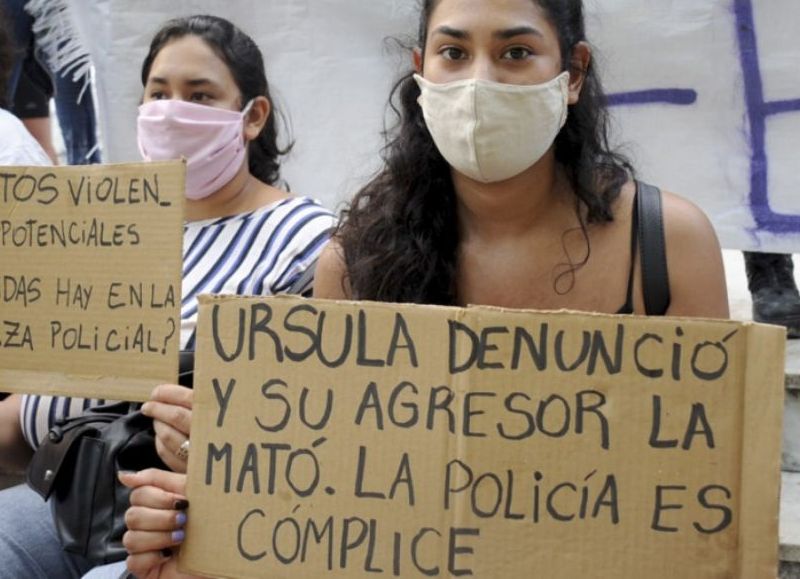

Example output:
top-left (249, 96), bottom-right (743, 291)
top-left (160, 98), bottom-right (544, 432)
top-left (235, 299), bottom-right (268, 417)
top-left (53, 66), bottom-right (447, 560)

top-left (744, 252), bottom-right (800, 338)
top-left (0, 3), bottom-right (50, 166)
top-left (3, 0), bottom-right (101, 165)
top-left (0, 1), bottom-right (48, 424)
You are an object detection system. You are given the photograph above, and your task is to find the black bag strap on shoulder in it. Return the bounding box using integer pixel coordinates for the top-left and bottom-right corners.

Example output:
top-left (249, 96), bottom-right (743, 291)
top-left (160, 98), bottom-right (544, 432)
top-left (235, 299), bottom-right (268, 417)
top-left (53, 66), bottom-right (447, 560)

top-left (636, 181), bottom-right (671, 316)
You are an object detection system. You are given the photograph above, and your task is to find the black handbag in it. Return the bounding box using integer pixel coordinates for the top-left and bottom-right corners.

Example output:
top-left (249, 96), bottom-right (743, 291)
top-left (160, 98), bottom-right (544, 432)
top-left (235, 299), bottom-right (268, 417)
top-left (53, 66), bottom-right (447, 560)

top-left (26, 403), bottom-right (167, 563)
top-left (25, 350), bottom-right (194, 564)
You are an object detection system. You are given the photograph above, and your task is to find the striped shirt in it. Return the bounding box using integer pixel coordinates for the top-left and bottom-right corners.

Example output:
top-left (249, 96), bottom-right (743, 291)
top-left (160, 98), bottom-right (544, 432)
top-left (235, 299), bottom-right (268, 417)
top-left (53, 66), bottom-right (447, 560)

top-left (20, 196), bottom-right (336, 448)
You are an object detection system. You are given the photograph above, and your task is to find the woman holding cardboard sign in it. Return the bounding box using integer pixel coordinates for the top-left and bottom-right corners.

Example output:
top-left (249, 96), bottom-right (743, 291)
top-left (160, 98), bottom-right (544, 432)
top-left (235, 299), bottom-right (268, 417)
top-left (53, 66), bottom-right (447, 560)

top-left (129, 13), bottom-right (333, 471)
top-left (0, 13), bottom-right (336, 579)
top-left (115, 0), bottom-right (728, 577)
top-left (315, 0), bottom-right (727, 316)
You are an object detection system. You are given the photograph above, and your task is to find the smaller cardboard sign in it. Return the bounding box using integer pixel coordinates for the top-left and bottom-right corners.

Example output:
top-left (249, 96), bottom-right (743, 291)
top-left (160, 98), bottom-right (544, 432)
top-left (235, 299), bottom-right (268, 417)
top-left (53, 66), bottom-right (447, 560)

top-left (0, 161), bottom-right (184, 401)
top-left (182, 296), bottom-right (785, 579)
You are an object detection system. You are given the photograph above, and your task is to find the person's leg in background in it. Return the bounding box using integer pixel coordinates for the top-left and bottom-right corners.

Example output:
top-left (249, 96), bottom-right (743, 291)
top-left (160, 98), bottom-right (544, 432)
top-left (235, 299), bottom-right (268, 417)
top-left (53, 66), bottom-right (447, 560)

top-left (744, 251), bottom-right (800, 338)
top-left (53, 68), bottom-right (101, 164)
top-left (13, 60), bottom-right (58, 163)
top-left (3, 0), bottom-right (59, 163)
top-left (2, 0), bottom-right (30, 102)
top-left (4, 0), bottom-right (101, 165)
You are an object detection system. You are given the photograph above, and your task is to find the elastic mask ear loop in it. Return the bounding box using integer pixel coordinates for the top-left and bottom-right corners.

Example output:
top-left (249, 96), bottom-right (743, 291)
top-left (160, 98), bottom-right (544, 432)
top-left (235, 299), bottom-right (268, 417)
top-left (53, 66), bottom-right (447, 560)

top-left (240, 99), bottom-right (256, 145)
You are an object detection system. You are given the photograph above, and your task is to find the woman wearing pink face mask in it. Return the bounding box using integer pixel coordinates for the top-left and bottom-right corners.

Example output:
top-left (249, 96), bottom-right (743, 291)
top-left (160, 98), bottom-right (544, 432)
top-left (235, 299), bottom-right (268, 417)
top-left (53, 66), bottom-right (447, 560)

top-left (129, 15), bottom-right (336, 478)
top-left (0, 15), bottom-right (335, 579)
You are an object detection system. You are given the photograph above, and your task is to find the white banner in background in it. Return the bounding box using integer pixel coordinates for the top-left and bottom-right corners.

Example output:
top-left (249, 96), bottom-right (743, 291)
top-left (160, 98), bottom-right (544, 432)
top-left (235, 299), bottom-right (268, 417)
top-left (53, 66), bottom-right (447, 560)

top-left (71, 0), bottom-right (800, 252)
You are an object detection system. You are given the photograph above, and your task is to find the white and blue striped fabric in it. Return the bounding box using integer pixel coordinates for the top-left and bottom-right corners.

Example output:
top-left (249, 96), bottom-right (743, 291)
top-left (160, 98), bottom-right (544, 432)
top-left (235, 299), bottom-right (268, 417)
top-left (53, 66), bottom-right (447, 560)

top-left (20, 196), bottom-right (336, 449)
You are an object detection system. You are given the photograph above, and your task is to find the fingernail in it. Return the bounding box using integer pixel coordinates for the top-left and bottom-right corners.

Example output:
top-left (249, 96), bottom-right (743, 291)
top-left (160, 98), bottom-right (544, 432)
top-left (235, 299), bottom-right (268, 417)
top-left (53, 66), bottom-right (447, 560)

top-left (141, 402), bottom-right (152, 414)
top-left (176, 512), bottom-right (187, 527)
top-left (171, 530), bottom-right (185, 543)
top-left (174, 499), bottom-right (189, 510)
top-left (117, 471), bottom-right (136, 484)
top-left (161, 548), bottom-right (173, 558)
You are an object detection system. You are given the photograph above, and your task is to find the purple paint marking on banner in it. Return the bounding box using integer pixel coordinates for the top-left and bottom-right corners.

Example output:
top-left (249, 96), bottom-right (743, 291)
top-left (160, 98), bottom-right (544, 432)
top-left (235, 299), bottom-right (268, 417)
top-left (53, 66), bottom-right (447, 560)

top-left (607, 89), bottom-right (697, 107)
top-left (735, 0), bottom-right (800, 234)
top-left (607, 0), bottom-right (799, 238)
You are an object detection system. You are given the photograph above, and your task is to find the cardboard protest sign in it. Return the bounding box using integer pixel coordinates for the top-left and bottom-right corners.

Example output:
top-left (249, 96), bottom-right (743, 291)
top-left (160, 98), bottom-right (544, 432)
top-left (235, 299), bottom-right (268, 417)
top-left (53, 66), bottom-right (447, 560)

top-left (183, 295), bottom-right (784, 578)
top-left (0, 161), bottom-right (184, 401)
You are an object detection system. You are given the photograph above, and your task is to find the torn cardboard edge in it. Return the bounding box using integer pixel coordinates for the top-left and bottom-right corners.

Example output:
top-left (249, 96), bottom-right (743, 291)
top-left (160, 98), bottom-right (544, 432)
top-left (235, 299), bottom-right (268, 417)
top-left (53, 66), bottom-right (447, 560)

top-left (0, 369), bottom-right (171, 402)
top-left (0, 159), bottom-right (187, 172)
top-left (197, 293), bottom-right (781, 331)
top-left (737, 323), bottom-right (785, 576)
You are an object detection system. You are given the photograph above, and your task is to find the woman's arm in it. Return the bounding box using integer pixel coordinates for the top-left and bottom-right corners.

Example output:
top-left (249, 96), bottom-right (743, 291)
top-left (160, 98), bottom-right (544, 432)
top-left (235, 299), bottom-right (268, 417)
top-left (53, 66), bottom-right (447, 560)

top-left (313, 240), bottom-right (351, 300)
top-left (661, 191), bottom-right (729, 319)
top-left (0, 395), bottom-right (33, 472)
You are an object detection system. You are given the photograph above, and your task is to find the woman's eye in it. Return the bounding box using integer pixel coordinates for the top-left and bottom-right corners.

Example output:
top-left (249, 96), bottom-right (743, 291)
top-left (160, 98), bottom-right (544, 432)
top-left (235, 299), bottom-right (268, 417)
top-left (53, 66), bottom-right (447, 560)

top-left (190, 92), bottom-right (211, 103)
top-left (503, 46), bottom-right (534, 60)
top-left (149, 91), bottom-right (166, 100)
top-left (440, 46), bottom-right (466, 61)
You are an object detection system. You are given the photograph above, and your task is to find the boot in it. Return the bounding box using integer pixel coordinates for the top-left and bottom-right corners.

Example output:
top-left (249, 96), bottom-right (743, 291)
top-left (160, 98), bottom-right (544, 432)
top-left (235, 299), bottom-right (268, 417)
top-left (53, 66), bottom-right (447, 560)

top-left (744, 251), bottom-right (800, 338)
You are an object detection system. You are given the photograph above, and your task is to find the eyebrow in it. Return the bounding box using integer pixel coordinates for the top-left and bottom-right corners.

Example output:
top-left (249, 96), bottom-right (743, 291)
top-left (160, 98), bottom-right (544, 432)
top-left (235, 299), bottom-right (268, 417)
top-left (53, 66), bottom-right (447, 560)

top-left (430, 24), bottom-right (544, 41)
top-left (148, 77), bottom-right (217, 87)
top-left (494, 26), bottom-right (543, 40)
top-left (186, 78), bottom-right (217, 87)
top-left (431, 25), bottom-right (469, 40)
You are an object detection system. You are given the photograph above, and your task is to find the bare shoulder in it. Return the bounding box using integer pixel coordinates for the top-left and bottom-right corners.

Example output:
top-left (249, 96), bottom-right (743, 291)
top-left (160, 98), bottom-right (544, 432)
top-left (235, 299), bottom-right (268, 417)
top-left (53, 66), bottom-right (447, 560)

top-left (313, 239), bottom-right (351, 300)
top-left (660, 190), bottom-right (725, 273)
top-left (660, 189), bottom-right (729, 318)
top-left (661, 190), bottom-right (717, 238)
top-left (256, 183), bottom-right (292, 207)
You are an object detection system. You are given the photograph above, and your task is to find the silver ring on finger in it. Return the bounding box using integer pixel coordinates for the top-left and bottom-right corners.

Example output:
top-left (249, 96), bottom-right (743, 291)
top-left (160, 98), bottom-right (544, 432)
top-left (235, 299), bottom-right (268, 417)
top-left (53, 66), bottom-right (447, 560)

top-left (176, 439), bottom-right (190, 461)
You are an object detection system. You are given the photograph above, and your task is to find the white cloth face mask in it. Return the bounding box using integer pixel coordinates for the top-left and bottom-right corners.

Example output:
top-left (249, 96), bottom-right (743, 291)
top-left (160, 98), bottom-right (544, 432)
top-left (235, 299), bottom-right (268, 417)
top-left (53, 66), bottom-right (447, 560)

top-left (414, 71), bottom-right (570, 183)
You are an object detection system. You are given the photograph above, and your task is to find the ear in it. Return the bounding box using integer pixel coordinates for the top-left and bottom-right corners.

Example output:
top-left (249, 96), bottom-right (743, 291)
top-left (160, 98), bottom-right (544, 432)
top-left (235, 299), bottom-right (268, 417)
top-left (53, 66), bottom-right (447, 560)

top-left (567, 41), bottom-right (591, 105)
top-left (412, 47), bottom-right (423, 74)
top-left (243, 96), bottom-right (271, 142)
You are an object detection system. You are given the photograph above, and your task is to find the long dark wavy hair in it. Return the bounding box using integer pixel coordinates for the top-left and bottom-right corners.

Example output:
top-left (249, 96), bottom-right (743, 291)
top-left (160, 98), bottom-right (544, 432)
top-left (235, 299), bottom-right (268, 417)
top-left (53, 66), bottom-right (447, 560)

top-left (338, 0), bottom-right (633, 304)
top-left (141, 15), bottom-right (291, 186)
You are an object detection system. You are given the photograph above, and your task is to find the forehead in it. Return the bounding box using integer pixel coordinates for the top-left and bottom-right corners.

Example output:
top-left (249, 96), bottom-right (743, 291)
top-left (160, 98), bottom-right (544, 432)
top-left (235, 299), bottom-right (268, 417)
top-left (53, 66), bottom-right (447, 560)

top-left (427, 0), bottom-right (554, 37)
top-left (147, 34), bottom-right (236, 85)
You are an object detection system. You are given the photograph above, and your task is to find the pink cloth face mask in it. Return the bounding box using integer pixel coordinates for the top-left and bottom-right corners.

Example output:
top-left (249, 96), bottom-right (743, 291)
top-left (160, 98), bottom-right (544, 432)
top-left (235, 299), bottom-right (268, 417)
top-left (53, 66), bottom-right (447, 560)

top-left (137, 99), bottom-right (253, 200)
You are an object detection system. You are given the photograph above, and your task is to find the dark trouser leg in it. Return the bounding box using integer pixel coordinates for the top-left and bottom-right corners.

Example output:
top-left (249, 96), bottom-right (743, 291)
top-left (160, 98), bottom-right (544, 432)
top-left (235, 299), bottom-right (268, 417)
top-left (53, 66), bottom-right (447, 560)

top-left (2, 0), bottom-right (34, 103)
top-left (743, 251), bottom-right (800, 338)
top-left (53, 71), bottom-right (101, 165)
